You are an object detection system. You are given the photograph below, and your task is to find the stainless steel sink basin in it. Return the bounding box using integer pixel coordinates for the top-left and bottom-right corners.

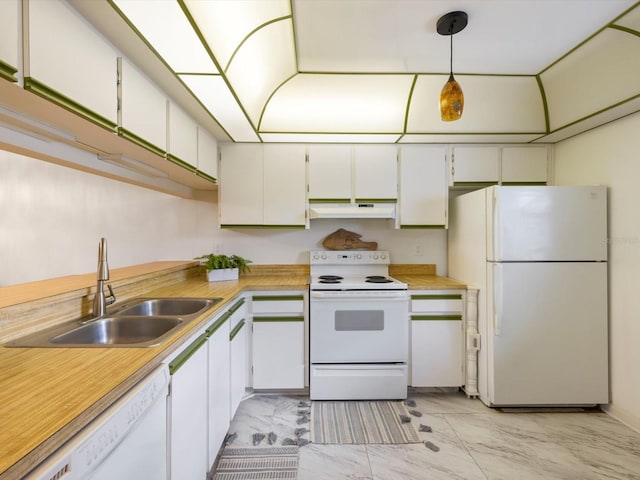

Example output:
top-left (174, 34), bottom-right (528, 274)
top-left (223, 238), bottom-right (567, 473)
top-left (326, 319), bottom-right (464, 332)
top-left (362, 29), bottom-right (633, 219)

top-left (114, 297), bottom-right (217, 317)
top-left (5, 296), bottom-right (222, 348)
top-left (49, 316), bottom-right (183, 346)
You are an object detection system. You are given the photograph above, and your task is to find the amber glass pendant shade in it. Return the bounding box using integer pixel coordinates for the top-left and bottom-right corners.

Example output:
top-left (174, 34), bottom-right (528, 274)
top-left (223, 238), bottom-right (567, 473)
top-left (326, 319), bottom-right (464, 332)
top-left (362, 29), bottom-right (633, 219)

top-left (440, 73), bottom-right (464, 121)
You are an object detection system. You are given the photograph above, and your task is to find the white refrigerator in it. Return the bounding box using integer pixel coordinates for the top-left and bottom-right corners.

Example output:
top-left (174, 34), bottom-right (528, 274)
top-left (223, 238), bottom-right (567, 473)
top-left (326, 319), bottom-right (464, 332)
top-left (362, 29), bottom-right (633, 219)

top-left (449, 185), bottom-right (609, 406)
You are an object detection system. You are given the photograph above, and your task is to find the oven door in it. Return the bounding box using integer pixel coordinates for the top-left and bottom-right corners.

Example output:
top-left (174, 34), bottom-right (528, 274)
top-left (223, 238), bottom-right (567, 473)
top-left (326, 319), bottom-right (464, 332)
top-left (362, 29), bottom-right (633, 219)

top-left (310, 290), bottom-right (409, 363)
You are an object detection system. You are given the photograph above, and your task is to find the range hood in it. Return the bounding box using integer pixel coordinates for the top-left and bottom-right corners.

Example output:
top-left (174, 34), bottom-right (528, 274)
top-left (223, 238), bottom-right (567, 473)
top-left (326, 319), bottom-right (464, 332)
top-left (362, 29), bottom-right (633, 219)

top-left (309, 202), bottom-right (396, 219)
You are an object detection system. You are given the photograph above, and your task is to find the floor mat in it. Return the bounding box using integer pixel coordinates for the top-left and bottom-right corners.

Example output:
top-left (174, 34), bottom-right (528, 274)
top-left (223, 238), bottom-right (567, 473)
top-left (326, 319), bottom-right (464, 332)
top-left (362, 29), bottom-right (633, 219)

top-left (213, 446), bottom-right (299, 480)
top-left (310, 401), bottom-right (421, 444)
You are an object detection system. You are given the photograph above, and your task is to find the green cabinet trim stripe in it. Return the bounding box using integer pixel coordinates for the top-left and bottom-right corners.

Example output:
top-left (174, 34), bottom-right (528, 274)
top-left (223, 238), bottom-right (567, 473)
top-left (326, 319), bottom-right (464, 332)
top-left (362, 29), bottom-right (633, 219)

top-left (24, 77), bottom-right (117, 132)
top-left (411, 315), bottom-right (462, 321)
top-left (118, 128), bottom-right (165, 157)
top-left (0, 60), bottom-right (18, 82)
top-left (501, 182), bottom-right (548, 186)
top-left (252, 295), bottom-right (304, 302)
top-left (229, 319), bottom-right (246, 341)
top-left (166, 153), bottom-right (196, 173)
top-left (196, 170), bottom-right (217, 184)
top-left (205, 313), bottom-right (230, 336)
top-left (220, 224), bottom-right (306, 229)
top-left (400, 225), bottom-right (446, 229)
top-left (308, 198), bottom-right (351, 204)
top-left (168, 333), bottom-right (208, 374)
top-left (412, 294), bottom-right (463, 300)
top-left (229, 297), bottom-right (246, 314)
top-left (354, 198), bottom-right (397, 204)
top-left (253, 316), bottom-right (305, 322)
top-left (452, 181), bottom-right (499, 187)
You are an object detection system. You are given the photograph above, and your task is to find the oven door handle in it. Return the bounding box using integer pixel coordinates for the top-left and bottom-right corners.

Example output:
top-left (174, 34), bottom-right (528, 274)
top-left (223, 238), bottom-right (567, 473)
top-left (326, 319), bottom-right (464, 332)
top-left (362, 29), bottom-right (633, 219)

top-left (310, 291), bottom-right (408, 300)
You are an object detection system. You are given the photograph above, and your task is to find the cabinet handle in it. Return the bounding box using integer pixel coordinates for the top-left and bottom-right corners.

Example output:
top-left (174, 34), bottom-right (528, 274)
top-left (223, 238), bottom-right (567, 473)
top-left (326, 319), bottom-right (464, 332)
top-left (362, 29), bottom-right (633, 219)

top-left (253, 316), bottom-right (304, 322)
top-left (229, 319), bottom-right (246, 341)
top-left (493, 263), bottom-right (503, 336)
top-left (252, 295), bottom-right (304, 302)
top-left (411, 315), bottom-right (462, 321)
top-left (411, 294), bottom-right (462, 300)
top-left (168, 333), bottom-right (208, 375)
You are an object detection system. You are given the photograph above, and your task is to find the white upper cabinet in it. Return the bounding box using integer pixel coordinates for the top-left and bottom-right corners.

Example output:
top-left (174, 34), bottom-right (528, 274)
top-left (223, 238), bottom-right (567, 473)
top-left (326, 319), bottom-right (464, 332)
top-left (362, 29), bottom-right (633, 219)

top-left (450, 146), bottom-right (500, 186)
top-left (501, 146), bottom-right (548, 184)
top-left (263, 144), bottom-right (307, 226)
top-left (219, 144), bottom-right (264, 226)
top-left (168, 101), bottom-right (197, 169)
top-left (197, 127), bottom-right (218, 180)
top-left (0, 0), bottom-right (19, 82)
top-left (119, 57), bottom-right (167, 154)
top-left (399, 145), bottom-right (448, 228)
top-left (308, 145), bottom-right (352, 201)
top-left (354, 145), bottom-right (398, 201)
top-left (27, 0), bottom-right (118, 129)
top-left (219, 144), bottom-right (306, 227)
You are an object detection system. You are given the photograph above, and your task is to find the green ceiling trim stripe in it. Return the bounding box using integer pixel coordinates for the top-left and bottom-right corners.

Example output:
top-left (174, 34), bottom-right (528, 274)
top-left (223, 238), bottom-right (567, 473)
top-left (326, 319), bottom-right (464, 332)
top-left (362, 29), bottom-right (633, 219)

top-left (177, 0), bottom-right (261, 141)
top-left (221, 224), bottom-right (306, 229)
top-left (258, 72), bottom-right (298, 130)
top-left (224, 15), bottom-right (293, 74)
top-left (260, 130), bottom-right (404, 135)
top-left (538, 1), bottom-right (640, 76)
top-left (535, 75), bottom-right (550, 133)
top-left (260, 130), bottom-right (544, 136)
top-left (0, 60), bottom-right (18, 82)
top-left (609, 24), bottom-right (640, 38)
top-left (394, 134), bottom-right (405, 144)
top-left (403, 75), bottom-right (418, 134)
top-left (298, 71), bottom-right (535, 78)
top-left (24, 77), bottom-right (117, 132)
top-left (289, 0), bottom-right (299, 72)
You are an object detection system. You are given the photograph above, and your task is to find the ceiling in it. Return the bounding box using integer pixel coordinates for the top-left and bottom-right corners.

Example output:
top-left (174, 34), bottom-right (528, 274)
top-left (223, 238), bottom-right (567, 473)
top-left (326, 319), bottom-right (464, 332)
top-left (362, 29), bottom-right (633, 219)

top-left (74, 0), bottom-right (640, 144)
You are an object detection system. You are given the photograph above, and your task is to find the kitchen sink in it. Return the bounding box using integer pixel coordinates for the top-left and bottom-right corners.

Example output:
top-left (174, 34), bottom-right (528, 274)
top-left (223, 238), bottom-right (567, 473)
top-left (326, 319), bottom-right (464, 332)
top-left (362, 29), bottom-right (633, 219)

top-left (5, 296), bottom-right (222, 348)
top-left (49, 316), bottom-right (183, 346)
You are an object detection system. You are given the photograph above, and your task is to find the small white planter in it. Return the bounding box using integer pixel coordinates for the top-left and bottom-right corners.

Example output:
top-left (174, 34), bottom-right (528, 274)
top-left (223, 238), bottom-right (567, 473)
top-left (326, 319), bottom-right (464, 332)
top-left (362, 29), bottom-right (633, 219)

top-left (207, 268), bottom-right (239, 282)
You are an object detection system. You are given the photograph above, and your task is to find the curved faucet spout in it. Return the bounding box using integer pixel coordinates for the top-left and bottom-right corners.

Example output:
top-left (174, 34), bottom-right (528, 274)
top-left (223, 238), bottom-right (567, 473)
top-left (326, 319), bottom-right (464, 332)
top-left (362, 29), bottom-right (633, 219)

top-left (93, 238), bottom-right (116, 317)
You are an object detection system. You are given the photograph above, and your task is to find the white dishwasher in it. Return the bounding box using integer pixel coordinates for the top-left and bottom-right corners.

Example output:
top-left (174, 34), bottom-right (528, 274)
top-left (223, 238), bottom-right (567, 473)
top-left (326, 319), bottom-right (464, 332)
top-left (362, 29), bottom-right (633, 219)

top-left (26, 365), bottom-right (169, 480)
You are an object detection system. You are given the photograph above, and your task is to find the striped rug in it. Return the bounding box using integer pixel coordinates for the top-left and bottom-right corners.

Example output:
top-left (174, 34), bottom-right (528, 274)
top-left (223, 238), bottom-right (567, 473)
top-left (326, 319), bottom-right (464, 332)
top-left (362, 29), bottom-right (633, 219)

top-left (311, 401), bottom-right (421, 444)
top-left (213, 446), bottom-right (298, 480)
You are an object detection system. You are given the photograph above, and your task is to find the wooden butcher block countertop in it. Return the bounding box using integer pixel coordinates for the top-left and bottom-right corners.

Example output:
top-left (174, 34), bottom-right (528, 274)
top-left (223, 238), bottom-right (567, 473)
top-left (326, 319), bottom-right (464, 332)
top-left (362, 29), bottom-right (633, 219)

top-left (0, 262), bottom-right (462, 480)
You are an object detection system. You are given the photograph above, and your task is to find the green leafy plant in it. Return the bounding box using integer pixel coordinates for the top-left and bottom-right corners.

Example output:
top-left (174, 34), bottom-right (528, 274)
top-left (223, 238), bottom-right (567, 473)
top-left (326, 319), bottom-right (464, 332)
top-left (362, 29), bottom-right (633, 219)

top-left (195, 253), bottom-right (252, 274)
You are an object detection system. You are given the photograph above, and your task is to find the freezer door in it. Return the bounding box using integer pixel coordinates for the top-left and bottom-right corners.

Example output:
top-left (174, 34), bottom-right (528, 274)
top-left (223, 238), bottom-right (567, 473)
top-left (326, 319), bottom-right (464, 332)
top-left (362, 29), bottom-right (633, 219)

top-left (487, 186), bottom-right (607, 261)
top-left (487, 262), bottom-right (608, 406)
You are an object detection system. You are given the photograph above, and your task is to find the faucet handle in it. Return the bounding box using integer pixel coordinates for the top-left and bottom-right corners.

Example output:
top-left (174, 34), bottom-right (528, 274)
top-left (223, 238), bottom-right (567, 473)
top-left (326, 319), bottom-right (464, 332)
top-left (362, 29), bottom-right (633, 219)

top-left (105, 284), bottom-right (116, 306)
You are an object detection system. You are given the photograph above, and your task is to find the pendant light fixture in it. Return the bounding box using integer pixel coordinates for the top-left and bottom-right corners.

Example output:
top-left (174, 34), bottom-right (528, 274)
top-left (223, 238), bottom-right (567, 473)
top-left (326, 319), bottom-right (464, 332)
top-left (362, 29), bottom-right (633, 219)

top-left (437, 11), bottom-right (468, 122)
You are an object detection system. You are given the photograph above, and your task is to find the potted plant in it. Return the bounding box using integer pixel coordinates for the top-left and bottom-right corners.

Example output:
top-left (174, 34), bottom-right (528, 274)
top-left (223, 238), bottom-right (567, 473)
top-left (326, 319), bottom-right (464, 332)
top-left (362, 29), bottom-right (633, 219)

top-left (195, 253), bottom-right (252, 282)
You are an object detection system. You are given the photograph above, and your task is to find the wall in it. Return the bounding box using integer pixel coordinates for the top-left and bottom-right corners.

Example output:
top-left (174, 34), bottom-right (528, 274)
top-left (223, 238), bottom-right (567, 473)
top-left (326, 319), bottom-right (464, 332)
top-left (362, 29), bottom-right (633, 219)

top-left (554, 110), bottom-right (640, 431)
top-left (1, 148), bottom-right (447, 287)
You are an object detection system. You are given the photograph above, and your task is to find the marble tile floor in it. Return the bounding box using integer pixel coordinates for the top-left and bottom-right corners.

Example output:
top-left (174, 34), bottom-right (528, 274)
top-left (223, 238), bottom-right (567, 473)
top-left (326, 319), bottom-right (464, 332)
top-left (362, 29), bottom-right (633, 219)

top-left (223, 391), bottom-right (640, 480)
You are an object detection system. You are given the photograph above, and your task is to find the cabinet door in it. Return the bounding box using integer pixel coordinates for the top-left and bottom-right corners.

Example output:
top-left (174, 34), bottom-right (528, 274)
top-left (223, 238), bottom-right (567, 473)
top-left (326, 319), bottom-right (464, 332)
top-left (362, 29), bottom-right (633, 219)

top-left (411, 318), bottom-right (463, 387)
top-left (399, 145), bottom-right (448, 227)
top-left (207, 317), bottom-right (230, 468)
top-left (354, 145), bottom-right (398, 201)
top-left (198, 127), bottom-right (218, 180)
top-left (120, 58), bottom-right (167, 154)
top-left (219, 144), bottom-right (264, 226)
top-left (501, 146), bottom-right (548, 184)
top-left (451, 146), bottom-right (500, 186)
top-left (0, 0), bottom-right (19, 82)
top-left (27, 0), bottom-right (117, 128)
top-left (168, 101), bottom-right (197, 169)
top-left (230, 320), bottom-right (247, 417)
top-left (308, 145), bottom-right (352, 201)
top-left (253, 318), bottom-right (305, 389)
top-left (169, 334), bottom-right (208, 480)
top-left (263, 145), bottom-right (307, 226)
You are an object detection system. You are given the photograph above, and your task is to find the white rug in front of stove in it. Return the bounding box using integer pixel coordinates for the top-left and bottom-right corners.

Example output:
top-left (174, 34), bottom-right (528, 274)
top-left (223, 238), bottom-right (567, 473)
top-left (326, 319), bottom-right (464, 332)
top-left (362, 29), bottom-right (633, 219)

top-left (213, 446), bottom-right (298, 480)
top-left (310, 400), bottom-right (421, 444)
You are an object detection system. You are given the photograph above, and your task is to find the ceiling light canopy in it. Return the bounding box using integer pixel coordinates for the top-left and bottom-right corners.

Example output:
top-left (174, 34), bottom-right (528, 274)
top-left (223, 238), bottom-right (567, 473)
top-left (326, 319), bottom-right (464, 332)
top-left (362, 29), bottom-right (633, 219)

top-left (437, 11), bottom-right (468, 122)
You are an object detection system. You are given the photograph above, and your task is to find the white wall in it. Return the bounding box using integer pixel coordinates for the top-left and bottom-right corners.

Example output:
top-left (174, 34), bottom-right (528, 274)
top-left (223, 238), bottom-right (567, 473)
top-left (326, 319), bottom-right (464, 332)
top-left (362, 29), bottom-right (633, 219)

top-left (554, 111), bottom-right (640, 431)
top-left (1, 148), bottom-right (447, 286)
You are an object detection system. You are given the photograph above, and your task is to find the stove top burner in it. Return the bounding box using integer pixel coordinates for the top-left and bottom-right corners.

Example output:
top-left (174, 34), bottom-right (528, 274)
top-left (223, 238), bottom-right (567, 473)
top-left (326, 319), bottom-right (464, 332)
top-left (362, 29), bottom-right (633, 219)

top-left (366, 276), bottom-right (393, 283)
top-left (319, 279), bottom-right (342, 284)
top-left (319, 275), bottom-right (344, 281)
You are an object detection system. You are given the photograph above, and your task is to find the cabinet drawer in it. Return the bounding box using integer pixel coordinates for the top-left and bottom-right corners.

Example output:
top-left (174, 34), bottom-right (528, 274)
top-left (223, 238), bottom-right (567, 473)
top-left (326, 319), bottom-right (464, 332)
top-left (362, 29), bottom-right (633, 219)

top-left (411, 294), bottom-right (463, 313)
top-left (251, 295), bottom-right (305, 314)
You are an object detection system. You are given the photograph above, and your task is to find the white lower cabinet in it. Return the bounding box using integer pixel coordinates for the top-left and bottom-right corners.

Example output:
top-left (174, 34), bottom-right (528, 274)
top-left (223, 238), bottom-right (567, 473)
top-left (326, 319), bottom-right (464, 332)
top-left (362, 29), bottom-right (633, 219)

top-left (228, 298), bottom-right (248, 418)
top-left (167, 333), bottom-right (209, 480)
top-left (410, 290), bottom-right (465, 387)
top-left (251, 292), bottom-right (307, 390)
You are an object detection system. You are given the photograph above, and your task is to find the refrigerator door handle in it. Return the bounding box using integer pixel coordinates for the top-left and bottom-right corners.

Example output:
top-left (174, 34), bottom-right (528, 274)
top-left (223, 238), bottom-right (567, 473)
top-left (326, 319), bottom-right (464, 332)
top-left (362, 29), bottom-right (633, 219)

top-left (492, 187), bottom-right (501, 261)
top-left (493, 263), bottom-right (503, 336)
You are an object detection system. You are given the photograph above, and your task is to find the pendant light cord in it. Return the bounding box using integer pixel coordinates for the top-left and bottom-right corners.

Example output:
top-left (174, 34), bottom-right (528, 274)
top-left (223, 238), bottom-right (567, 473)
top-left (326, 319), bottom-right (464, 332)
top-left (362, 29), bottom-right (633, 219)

top-left (449, 25), bottom-right (454, 76)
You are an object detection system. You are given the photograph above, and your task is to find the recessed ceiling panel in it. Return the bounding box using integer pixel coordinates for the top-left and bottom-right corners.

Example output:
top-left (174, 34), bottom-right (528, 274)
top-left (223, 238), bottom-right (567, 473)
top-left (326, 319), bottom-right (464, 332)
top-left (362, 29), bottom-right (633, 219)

top-left (225, 19), bottom-right (297, 126)
top-left (180, 74), bottom-right (260, 142)
top-left (185, 0), bottom-right (291, 71)
top-left (293, 0), bottom-right (636, 74)
top-left (261, 74), bottom-right (414, 133)
top-left (112, 0), bottom-right (218, 74)
top-left (541, 28), bottom-right (640, 131)
top-left (407, 75), bottom-right (546, 134)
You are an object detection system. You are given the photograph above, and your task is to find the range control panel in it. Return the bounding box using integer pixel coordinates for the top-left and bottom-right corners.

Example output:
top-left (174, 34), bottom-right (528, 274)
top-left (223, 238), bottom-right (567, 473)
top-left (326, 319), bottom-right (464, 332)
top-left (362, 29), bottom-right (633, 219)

top-left (310, 250), bottom-right (390, 265)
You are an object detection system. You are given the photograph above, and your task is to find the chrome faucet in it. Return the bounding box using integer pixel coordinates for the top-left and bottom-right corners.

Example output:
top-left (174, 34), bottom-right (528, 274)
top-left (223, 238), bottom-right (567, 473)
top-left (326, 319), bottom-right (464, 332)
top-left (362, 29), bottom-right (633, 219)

top-left (92, 237), bottom-right (116, 317)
